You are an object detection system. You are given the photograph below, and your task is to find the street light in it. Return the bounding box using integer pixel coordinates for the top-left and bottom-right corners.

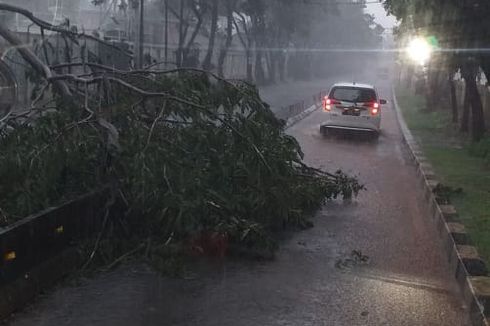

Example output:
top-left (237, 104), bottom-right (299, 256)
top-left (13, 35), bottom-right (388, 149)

top-left (406, 37), bottom-right (433, 65)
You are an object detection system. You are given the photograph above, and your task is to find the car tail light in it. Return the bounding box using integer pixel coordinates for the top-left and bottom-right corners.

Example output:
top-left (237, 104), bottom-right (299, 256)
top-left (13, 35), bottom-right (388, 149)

top-left (323, 96), bottom-right (331, 111)
top-left (361, 101), bottom-right (380, 115)
top-left (323, 97), bottom-right (339, 111)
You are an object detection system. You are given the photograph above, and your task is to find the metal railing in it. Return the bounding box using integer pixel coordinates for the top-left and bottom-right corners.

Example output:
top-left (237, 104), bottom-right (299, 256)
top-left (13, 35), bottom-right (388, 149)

top-left (280, 91), bottom-right (327, 121)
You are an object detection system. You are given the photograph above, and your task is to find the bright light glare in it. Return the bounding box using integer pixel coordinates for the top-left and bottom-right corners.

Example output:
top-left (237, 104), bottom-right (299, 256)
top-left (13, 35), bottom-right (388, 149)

top-left (406, 38), bottom-right (432, 65)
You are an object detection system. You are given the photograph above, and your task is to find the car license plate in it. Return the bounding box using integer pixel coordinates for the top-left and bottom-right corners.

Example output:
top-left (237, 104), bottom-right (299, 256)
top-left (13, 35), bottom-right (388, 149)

top-left (342, 108), bottom-right (361, 116)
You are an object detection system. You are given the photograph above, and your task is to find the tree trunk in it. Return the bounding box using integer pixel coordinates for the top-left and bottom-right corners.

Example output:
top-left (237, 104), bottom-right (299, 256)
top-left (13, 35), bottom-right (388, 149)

top-left (0, 22), bottom-right (71, 99)
top-left (278, 51), bottom-right (285, 81)
top-left (182, 6), bottom-right (205, 67)
top-left (135, 0), bottom-right (144, 69)
top-left (246, 50), bottom-right (253, 81)
top-left (448, 72), bottom-right (458, 123)
top-left (426, 64), bottom-right (439, 111)
top-left (202, 0), bottom-right (218, 70)
top-left (164, 0), bottom-right (168, 63)
top-left (467, 78), bottom-right (486, 141)
top-left (461, 63), bottom-right (486, 141)
top-left (255, 50), bottom-right (265, 84)
top-left (265, 51), bottom-right (275, 83)
top-left (460, 82), bottom-right (470, 133)
top-left (232, 13), bottom-right (253, 81)
top-left (217, 0), bottom-right (233, 77)
top-left (271, 52), bottom-right (278, 83)
top-left (176, 0), bottom-right (185, 67)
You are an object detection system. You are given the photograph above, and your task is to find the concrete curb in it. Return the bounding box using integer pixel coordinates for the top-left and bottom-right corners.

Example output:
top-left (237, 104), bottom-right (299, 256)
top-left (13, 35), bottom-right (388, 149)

top-left (392, 86), bottom-right (490, 326)
top-left (285, 104), bottom-right (319, 129)
top-left (0, 189), bottom-right (110, 319)
top-left (0, 247), bottom-right (82, 318)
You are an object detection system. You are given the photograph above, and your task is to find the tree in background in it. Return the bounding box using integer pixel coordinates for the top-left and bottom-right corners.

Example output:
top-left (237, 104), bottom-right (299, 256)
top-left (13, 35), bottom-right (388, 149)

top-left (238, 0), bottom-right (383, 83)
top-left (162, 0), bottom-right (207, 67)
top-left (384, 0), bottom-right (489, 141)
top-left (88, 0), bottom-right (382, 83)
top-left (201, 0), bottom-right (218, 70)
top-left (216, 0), bottom-right (235, 77)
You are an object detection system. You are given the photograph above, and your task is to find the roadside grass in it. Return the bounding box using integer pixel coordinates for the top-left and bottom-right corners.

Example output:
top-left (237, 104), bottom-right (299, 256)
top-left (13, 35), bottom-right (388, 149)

top-left (396, 86), bottom-right (490, 264)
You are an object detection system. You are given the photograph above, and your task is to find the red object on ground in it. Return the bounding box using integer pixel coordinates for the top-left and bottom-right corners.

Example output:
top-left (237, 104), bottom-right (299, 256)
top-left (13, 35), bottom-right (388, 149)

top-left (188, 231), bottom-right (229, 258)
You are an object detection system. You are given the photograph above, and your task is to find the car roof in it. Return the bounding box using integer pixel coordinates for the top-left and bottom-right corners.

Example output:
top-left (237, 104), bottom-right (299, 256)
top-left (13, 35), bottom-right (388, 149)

top-left (331, 82), bottom-right (375, 89)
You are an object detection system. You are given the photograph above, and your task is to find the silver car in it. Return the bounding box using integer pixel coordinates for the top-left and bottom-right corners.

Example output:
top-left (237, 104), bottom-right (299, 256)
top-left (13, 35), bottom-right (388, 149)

top-left (320, 82), bottom-right (386, 137)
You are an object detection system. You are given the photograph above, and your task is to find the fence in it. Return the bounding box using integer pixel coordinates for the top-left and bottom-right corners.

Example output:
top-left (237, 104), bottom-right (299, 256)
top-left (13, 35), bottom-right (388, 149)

top-left (280, 91), bottom-right (327, 121)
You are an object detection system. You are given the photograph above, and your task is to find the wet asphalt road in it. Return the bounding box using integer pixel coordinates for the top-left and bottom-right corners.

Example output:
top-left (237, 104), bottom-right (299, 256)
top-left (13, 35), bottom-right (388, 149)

top-left (6, 66), bottom-right (470, 325)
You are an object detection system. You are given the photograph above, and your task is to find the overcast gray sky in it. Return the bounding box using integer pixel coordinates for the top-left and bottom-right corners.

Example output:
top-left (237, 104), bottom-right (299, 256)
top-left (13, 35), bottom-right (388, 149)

top-left (364, 2), bottom-right (397, 29)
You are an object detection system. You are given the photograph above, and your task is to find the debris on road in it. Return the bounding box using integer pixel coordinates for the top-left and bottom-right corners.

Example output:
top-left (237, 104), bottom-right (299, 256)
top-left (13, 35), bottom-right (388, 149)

top-left (335, 250), bottom-right (370, 271)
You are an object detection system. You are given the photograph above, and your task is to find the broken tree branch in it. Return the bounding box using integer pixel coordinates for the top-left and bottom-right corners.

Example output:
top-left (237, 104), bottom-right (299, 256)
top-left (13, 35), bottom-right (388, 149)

top-left (0, 3), bottom-right (132, 58)
top-left (47, 74), bottom-right (206, 109)
top-left (0, 22), bottom-right (72, 99)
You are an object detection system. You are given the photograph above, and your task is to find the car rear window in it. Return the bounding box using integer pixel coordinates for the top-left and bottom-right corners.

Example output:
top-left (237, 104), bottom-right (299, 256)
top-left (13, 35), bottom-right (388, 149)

top-left (330, 87), bottom-right (376, 103)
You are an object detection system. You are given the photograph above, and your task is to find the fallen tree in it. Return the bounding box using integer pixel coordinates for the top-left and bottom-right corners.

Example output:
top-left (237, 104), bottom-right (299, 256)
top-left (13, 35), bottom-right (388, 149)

top-left (0, 5), bottom-right (363, 266)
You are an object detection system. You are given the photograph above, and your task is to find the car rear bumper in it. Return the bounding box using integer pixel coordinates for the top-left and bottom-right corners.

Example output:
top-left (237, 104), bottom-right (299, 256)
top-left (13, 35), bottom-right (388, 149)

top-left (321, 125), bottom-right (378, 133)
top-left (320, 113), bottom-right (380, 132)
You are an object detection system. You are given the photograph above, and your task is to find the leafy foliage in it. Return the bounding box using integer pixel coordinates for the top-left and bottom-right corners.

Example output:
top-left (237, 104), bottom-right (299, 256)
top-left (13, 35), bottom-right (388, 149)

top-left (0, 71), bottom-right (363, 257)
top-left (0, 110), bottom-right (107, 224)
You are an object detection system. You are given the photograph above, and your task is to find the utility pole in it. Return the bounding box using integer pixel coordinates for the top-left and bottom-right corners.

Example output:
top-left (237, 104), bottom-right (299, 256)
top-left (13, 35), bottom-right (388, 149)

top-left (135, 0), bottom-right (145, 68)
top-left (164, 0), bottom-right (168, 64)
top-left (177, 0), bottom-right (184, 67)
